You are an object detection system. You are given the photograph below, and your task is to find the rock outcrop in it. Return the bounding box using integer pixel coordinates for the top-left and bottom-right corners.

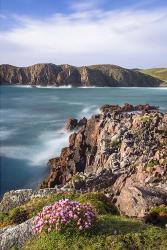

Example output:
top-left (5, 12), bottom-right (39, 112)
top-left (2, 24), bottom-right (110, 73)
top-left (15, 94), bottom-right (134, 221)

top-left (0, 218), bottom-right (34, 250)
top-left (115, 185), bottom-right (167, 217)
top-left (0, 63), bottom-right (161, 87)
top-left (41, 103), bottom-right (167, 217)
top-left (0, 188), bottom-right (56, 212)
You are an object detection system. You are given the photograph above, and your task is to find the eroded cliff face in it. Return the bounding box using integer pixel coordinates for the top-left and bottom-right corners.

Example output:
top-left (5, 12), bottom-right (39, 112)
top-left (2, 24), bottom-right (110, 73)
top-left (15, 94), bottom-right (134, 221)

top-left (0, 63), bottom-right (161, 86)
top-left (42, 104), bottom-right (167, 188)
top-left (41, 104), bottom-right (167, 217)
top-left (0, 64), bottom-right (81, 86)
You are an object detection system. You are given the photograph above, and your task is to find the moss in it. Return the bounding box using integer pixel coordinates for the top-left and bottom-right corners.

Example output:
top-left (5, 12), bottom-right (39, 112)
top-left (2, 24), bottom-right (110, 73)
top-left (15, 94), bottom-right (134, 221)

top-left (108, 140), bottom-right (121, 150)
top-left (141, 115), bottom-right (153, 123)
top-left (145, 159), bottom-right (159, 168)
top-left (0, 212), bottom-right (9, 223)
top-left (0, 212), bottom-right (11, 228)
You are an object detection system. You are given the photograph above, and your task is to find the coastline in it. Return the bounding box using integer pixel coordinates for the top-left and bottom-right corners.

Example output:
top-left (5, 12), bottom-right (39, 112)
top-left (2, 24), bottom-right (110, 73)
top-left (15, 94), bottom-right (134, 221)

top-left (1, 86), bottom-right (167, 197)
top-left (0, 63), bottom-right (163, 87)
top-left (0, 103), bottom-right (167, 249)
top-left (41, 103), bottom-right (167, 191)
top-left (1, 84), bottom-right (167, 88)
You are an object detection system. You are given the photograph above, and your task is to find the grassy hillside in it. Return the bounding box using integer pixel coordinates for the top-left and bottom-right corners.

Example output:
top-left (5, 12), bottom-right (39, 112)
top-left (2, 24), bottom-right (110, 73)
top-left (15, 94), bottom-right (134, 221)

top-left (23, 215), bottom-right (167, 250)
top-left (1, 192), bottom-right (167, 250)
top-left (141, 68), bottom-right (167, 85)
top-left (0, 192), bottom-right (165, 250)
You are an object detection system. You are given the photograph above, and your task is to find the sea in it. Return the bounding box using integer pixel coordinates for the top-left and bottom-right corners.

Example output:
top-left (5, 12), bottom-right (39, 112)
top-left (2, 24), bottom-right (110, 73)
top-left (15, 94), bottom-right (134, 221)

top-left (0, 85), bottom-right (167, 196)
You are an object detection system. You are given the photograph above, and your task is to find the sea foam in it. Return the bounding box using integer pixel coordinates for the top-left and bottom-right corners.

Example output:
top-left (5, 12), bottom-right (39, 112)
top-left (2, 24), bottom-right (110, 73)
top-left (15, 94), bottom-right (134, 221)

top-left (0, 129), bottom-right (71, 166)
top-left (78, 105), bottom-right (99, 119)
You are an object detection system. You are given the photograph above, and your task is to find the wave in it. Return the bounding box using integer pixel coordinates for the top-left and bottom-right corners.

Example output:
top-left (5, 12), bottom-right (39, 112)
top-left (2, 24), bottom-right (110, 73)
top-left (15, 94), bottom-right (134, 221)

top-left (78, 105), bottom-right (99, 119)
top-left (79, 86), bottom-right (97, 88)
top-left (30, 130), bottom-right (70, 166)
top-left (67, 102), bottom-right (84, 106)
top-left (160, 106), bottom-right (167, 112)
top-left (36, 85), bottom-right (72, 89)
top-left (155, 87), bottom-right (167, 90)
top-left (0, 127), bottom-right (17, 140)
top-left (7, 85), bottom-right (167, 89)
top-left (13, 85), bottom-right (73, 89)
top-left (0, 129), bottom-right (71, 166)
top-left (14, 85), bottom-right (32, 88)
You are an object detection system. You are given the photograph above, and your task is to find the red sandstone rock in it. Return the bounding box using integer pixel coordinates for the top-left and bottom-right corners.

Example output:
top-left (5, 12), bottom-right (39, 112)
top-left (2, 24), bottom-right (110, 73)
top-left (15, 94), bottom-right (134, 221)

top-left (41, 105), bottom-right (167, 218)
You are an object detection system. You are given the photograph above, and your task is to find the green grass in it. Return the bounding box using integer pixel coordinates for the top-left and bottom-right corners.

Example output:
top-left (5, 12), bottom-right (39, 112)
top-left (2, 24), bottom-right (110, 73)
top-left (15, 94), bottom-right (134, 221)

top-left (22, 214), bottom-right (167, 250)
top-left (141, 68), bottom-right (167, 85)
top-left (1, 192), bottom-right (167, 249)
top-left (150, 206), bottom-right (167, 215)
top-left (0, 193), bottom-right (117, 228)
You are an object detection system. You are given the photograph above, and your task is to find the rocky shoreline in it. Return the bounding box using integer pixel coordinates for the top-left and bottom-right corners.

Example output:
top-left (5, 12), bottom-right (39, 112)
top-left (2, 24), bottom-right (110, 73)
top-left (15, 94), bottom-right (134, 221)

top-left (39, 103), bottom-right (167, 217)
top-left (0, 103), bottom-right (167, 249)
top-left (1, 103), bottom-right (167, 217)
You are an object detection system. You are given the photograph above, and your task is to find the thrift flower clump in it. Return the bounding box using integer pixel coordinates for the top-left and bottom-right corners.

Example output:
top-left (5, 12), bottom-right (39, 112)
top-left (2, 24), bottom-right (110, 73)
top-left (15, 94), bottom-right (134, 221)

top-left (33, 199), bottom-right (96, 233)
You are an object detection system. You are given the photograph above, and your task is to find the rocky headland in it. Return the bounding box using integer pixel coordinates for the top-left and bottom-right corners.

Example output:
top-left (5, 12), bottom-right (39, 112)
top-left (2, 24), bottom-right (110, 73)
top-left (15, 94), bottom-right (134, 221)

top-left (0, 63), bottom-right (162, 87)
top-left (40, 103), bottom-right (167, 217)
top-left (0, 103), bottom-right (167, 249)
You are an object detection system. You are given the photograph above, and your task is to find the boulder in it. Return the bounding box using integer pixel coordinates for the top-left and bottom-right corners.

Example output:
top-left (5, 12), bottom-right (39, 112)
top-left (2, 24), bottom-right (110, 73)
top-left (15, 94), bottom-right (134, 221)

top-left (64, 118), bottom-right (78, 131)
top-left (100, 103), bottom-right (158, 114)
top-left (78, 117), bottom-right (87, 127)
top-left (0, 188), bottom-right (56, 212)
top-left (0, 218), bottom-right (34, 250)
top-left (116, 185), bottom-right (167, 218)
top-left (0, 189), bottom-right (33, 212)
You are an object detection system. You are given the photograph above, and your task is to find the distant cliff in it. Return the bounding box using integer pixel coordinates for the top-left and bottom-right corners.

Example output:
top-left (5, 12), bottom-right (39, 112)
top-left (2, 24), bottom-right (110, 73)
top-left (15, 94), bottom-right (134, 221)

top-left (0, 63), bottom-right (162, 87)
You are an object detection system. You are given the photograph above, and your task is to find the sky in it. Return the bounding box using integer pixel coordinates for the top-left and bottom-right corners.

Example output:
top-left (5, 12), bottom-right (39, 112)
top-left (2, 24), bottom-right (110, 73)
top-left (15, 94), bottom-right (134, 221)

top-left (0, 0), bottom-right (167, 68)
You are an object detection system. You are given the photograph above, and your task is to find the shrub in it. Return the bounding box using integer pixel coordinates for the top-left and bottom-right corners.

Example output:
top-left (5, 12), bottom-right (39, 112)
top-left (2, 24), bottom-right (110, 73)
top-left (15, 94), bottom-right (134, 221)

top-left (33, 199), bottom-right (96, 234)
top-left (145, 206), bottom-right (167, 227)
top-left (9, 207), bottom-right (29, 224)
top-left (150, 206), bottom-right (167, 215)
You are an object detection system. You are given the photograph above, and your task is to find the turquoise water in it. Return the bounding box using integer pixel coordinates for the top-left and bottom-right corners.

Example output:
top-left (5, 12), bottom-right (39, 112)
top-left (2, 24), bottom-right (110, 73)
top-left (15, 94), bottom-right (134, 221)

top-left (0, 85), bottom-right (167, 196)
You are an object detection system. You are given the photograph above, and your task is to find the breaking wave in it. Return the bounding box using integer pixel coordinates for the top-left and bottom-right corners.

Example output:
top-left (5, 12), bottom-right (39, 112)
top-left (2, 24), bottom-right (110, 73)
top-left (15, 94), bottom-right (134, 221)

top-left (0, 129), bottom-right (70, 166)
top-left (78, 105), bottom-right (100, 119)
top-left (36, 85), bottom-right (72, 89)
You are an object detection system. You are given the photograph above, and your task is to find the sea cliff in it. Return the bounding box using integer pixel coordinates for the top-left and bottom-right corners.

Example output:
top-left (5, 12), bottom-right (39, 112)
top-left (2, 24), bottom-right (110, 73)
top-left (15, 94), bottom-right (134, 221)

top-left (0, 63), bottom-right (162, 87)
top-left (41, 103), bottom-right (167, 217)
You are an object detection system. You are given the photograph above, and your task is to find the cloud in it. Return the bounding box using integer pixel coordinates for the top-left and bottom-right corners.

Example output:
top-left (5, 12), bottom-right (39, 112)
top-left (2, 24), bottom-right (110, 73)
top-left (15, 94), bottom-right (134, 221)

top-left (0, 5), bottom-right (167, 68)
top-left (70, 0), bottom-right (102, 11)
